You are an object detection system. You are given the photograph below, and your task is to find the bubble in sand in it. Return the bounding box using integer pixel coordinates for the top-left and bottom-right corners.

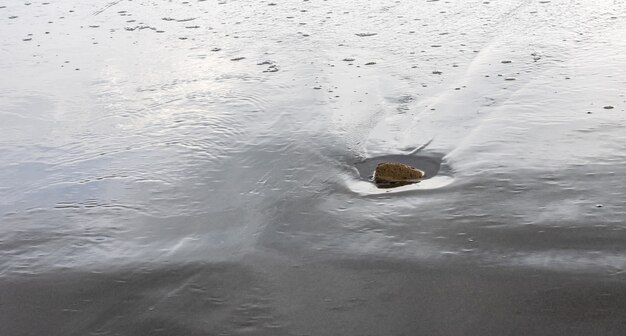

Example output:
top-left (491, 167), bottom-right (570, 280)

top-left (264, 65), bottom-right (279, 73)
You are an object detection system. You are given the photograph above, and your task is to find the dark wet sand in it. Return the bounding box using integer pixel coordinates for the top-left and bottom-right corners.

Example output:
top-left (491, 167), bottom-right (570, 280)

top-left (3, 257), bottom-right (626, 336)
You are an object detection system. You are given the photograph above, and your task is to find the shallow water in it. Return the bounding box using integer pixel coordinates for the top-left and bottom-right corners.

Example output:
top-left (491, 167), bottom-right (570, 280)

top-left (2, 0), bottom-right (626, 335)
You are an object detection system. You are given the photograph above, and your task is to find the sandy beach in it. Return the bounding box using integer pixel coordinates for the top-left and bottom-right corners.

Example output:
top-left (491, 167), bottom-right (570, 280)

top-left (1, 0), bottom-right (626, 335)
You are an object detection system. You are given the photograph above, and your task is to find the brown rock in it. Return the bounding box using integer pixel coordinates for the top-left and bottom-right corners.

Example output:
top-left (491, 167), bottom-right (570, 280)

top-left (374, 162), bottom-right (425, 187)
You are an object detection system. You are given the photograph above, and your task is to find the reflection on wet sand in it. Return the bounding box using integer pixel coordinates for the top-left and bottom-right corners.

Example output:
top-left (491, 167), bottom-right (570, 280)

top-left (1, 0), bottom-right (626, 335)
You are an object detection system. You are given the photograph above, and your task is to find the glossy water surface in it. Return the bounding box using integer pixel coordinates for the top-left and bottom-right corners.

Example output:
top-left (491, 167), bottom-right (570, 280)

top-left (2, 0), bottom-right (626, 335)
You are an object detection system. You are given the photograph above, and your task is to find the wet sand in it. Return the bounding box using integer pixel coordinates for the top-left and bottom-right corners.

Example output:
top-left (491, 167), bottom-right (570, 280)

top-left (3, 257), bottom-right (626, 335)
top-left (2, 0), bottom-right (626, 335)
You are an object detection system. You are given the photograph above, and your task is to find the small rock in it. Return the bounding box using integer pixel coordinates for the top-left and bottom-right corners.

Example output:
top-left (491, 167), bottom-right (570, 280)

top-left (374, 162), bottom-right (424, 187)
top-left (604, 105), bottom-right (614, 109)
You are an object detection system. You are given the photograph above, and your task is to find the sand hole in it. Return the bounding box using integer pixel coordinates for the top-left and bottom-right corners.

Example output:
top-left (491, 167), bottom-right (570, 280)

top-left (348, 152), bottom-right (453, 194)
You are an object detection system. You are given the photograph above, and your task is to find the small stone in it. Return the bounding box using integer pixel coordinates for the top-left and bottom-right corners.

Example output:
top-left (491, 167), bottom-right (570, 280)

top-left (603, 105), bottom-right (614, 109)
top-left (374, 162), bottom-right (425, 187)
top-left (596, 204), bottom-right (603, 208)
